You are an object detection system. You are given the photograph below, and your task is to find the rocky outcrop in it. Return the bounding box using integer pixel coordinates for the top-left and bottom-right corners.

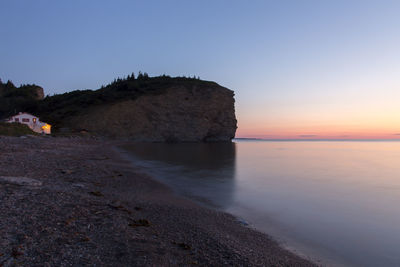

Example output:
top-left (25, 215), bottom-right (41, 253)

top-left (67, 85), bottom-right (237, 142)
top-left (0, 81), bottom-right (44, 118)
top-left (34, 86), bottom-right (45, 100)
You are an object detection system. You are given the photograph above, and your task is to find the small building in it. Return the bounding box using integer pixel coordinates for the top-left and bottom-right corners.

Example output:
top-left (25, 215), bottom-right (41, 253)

top-left (6, 112), bottom-right (51, 134)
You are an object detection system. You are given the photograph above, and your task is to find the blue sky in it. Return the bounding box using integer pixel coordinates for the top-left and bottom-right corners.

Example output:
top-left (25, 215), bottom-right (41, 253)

top-left (1, 0), bottom-right (400, 137)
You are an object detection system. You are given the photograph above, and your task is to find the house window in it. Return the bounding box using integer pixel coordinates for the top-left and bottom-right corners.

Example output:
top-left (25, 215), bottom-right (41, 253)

top-left (22, 118), bottom-right (29, 122)
top-left (15, 118), bottom-right (19, 122)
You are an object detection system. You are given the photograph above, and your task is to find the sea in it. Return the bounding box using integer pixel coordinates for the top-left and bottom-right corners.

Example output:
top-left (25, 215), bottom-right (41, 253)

top-left (121, 139), bottom-right (400, 266)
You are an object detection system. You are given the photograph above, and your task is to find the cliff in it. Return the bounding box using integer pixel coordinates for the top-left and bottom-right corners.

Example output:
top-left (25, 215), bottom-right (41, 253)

top-left (0, 80), bottom-right (44, 119)
top-left (36, 75), bottom-right (237, 142)
top-left (67, 85), bottom-right (236, 142)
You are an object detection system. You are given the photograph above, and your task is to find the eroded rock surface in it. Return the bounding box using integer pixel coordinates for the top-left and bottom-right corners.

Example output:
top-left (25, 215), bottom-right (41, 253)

top-left (67, 85), bottom-right (237, 142)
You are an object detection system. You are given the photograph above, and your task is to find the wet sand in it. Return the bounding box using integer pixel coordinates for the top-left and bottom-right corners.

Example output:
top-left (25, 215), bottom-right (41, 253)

top-left (0, 136), bottom-right (316, 266)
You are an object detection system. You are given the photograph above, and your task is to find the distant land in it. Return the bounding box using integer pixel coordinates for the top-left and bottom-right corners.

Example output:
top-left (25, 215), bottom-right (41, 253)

top-left (0, 74), bottom-right (237, 142)
top-left (234, 138), bottom-right (400, 142)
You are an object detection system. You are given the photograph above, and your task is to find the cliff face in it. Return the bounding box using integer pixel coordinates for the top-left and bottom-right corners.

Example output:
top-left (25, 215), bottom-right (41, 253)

top-left (67, 85), bottom-right (237, 142)
top-left (0, 81), bottom-right (44, 119)
top-left (34, 86), bottom-right (45, 100)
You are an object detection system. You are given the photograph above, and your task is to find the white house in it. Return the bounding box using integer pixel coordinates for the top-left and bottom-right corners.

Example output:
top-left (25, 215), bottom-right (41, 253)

top-left (6, 112), bottom-right (51, 134)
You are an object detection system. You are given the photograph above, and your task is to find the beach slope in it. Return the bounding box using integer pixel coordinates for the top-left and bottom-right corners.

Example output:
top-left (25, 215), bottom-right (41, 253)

top-left (0, 137), bottom-right (315, 266)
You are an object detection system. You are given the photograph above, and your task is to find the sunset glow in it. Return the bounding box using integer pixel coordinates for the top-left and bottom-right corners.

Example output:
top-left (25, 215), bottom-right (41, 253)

top-left (1, 1), bottom-right (400, 139)
top-left (236, 113), bottom-right (400, 139)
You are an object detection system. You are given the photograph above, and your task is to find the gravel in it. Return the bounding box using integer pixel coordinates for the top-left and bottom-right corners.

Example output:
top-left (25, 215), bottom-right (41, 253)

top-left (0, 136), bottom-right (317, 266)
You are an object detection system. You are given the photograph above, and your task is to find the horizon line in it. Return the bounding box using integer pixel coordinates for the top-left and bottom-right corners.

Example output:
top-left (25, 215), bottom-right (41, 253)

top-left (234, 137), bottom-right (400, 142)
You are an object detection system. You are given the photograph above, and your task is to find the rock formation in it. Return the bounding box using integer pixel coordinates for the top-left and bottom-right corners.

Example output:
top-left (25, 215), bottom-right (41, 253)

top-left (34, 86), bottom-right (45, 100)
top-left (67, 84), bottom-right (237, 142)
top-left (1, 75), bottom-right (238, 142)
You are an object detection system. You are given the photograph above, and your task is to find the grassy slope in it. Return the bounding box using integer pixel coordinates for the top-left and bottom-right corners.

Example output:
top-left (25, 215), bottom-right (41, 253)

top-left (0, 122), bottom-right (38, 136)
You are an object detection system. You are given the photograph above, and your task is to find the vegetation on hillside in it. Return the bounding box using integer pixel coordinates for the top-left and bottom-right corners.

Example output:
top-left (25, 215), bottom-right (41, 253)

top-left (35, 74), bottom-right (219, 129)
top-left (0, 79), bottom-right (43, 119)
top-left (0, 73), bottom-right (221, 131)
top-left (0, 122), bottom-right (37, 136)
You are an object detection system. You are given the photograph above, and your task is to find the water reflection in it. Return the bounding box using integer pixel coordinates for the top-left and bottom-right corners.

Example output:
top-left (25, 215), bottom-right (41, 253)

top-left (122, 142), bottom-right (237, 209)
top-left (229, 141), bottom-right (400, 267)
top-left (123, 140), bottom-right (400, 267)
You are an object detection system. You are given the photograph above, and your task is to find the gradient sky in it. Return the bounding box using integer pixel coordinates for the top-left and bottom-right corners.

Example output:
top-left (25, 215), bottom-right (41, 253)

top-left (1, 0), bottom-right (400, 139)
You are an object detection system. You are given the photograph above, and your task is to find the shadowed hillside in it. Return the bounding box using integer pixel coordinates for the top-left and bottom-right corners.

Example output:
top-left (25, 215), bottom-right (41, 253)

top-left (34, 74), bottom-right (219, 126)
top-left (0, 122), bottom-right (37, 136)
top-left (0, 74), bottom-right (237, 142)
top-left (0, 79), bottom-right (44, 119)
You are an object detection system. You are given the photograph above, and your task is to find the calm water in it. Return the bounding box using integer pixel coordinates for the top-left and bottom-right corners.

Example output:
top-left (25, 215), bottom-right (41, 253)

top-left (122, 140), bottom-right (400, 266)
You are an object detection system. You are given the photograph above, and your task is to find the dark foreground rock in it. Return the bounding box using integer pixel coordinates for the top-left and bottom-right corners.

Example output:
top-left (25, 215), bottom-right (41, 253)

top-left (0, 136), bottom-right (315, 266)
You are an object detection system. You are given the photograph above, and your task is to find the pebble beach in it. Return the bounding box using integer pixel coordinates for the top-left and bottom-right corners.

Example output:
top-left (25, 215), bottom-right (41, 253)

top-left (0, 136), bottom-right (316, 266)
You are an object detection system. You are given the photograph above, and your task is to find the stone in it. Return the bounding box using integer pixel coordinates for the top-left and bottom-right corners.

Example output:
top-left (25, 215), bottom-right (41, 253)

top-left (72, 183), bottom-right (85, 188)
top-left (0, 176), bottom-right (42, 186)
top-left (34, 86), bottom-right (45, 100)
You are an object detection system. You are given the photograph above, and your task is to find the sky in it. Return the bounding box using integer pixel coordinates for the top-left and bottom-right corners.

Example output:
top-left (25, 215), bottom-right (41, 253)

top-left (1, 0), bottom-right (400, 139)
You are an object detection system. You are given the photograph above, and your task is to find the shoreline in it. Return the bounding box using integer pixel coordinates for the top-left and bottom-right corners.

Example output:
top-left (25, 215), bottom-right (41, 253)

top-left (115, 142), bottom-right (331, 266)
top-left (0, 136), bottom-right (316, 266)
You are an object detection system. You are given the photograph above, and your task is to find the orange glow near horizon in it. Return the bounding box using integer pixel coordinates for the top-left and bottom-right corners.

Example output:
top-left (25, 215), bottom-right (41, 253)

top-left (233, 68), bottom-right (400, 140)
top-left (235, 131), bottom-right (400, 140)
top-left (235, 111), bottom-right (400, 140)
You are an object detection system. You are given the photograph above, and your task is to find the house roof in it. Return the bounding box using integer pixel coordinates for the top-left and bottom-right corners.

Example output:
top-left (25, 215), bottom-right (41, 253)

top-left (9, 112), bottom-right (38, 118)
